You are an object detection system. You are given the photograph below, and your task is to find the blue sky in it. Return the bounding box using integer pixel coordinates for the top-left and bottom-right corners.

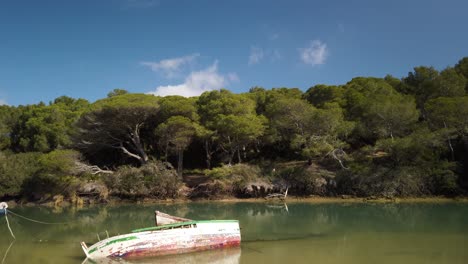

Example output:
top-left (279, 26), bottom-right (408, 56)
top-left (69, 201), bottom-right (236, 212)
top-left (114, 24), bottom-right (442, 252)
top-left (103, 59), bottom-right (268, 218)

top-left (1, 0), bottom-right (467, 105)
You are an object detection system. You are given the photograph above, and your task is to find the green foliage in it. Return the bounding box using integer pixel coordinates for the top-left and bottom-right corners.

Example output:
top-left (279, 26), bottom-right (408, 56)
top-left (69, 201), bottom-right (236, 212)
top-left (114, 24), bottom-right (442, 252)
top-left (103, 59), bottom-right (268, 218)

top-left (0, 150), bottom-right (84, 200)
top-left (201, 164), bottom-right (263, 196)
top-left (249, 87), bottom-right (303, 114)
top-left (344, 77), bottom-right (419, 141)
top-left (426, 96), bottom-right (468, 137)
top-left (336, 164), bottom-right (427, 197)
top-left (401, 66), bottom-right (466, 111)
top-left (11, 97), bottom-right (89, 152)
top-left (2, 57), bottom-right (468, 200)
top-left (454, 57), bottom-right (468, 92)
top-left (38, 149), bottom-right (80, 175)
top-left (197, 89), bottom-right (267, 164)
top-left (267, 97), bottom-right (350, 161)
top-left (0, 105), bottom-right (18, 150)
top-left (158, 96), bottom-right (199, 122)
top-left (276, 165), bottom-right (334, 195)
top-left (92, 93), bottom-right (159, 110)
top-left (384, 74), bottom-right (402, 90)
top-left (204, 166), bottom-right (233, 179)
top-left (102, 161), bottom-right (180, 199)
top-left (401, 66), bottom-right (439, 106)
top-left (0, 152), bottom-right (42, 197)
top-left (107, 89), bottom-right (129, 98)
top-left (336, 128), bottom-right (460, 197)
top-left (437, 67), bottom-right (466, 97)
top-left (265, 97), bottom-right (315, 142)
top-left (21, 150), bottom-right (82, 200)
top-left (155, 116), bottom-right (198, 175)
top-left (204, 164), bottom-right (261, 180)
top-left (214, 114), bottom-right (267, 161)
top-left (156, 116), bottom-right (197, 151)
top-left (197, 89), bottom-right (256, 128)
top-left (375, 129), bottom-right (446, 166)
top-left (303, 84), bottom-right (344, 108)
top-left (76, 94), bottom-right (159, 166)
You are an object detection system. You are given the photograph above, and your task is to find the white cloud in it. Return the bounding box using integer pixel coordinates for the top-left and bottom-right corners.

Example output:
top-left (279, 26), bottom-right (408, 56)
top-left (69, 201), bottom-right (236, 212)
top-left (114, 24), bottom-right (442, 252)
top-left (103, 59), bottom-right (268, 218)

top-left (148, 61), bottom-right (238, 97)
top-left (248, 46), bottom-right (264, 65)
top-left (299, 40), bottom-right (328, 65)
top-left (141, 53), bottom-right (199, 78)
top-left (0, 99), bottom-right (7, 105)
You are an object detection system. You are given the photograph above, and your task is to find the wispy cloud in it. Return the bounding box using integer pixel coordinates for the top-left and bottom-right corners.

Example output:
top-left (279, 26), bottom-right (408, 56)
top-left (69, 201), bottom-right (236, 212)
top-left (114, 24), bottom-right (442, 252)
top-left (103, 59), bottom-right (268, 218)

top-left (271, 49), bottom-right (281, 61)
top-left (227, 73), bottom-right (240, 82)
top-left (141, 53), bottom-right (200, 78)
top-left (299, 40), bottom-right (328, 65)
top-left (248, 46), bottom-right (264, 65)
top-left (248, 46), bottom-right (281, 65)
top-left (270, 33), bottom-right (280, 40)
top-left (124, 0), bottom-right (160, 8)
top-left (0, 99), bottom-right (7, 105)
top-left (147, 61), bottom-right (238, 97)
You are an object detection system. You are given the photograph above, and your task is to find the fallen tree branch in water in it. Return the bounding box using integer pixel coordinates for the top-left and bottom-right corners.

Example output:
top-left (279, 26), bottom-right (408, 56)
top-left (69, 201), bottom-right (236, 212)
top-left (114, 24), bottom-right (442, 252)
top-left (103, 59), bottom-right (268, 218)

top-left (266, 187), bottom-right (288, 200)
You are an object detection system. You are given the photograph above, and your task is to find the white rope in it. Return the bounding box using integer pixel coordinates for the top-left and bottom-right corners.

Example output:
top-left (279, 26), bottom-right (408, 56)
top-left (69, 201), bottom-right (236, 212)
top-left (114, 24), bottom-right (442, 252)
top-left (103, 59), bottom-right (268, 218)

top-left (7, 210), bottom-right (72, 225)
top-left (1, 241), bottom-right (14, 264)
top-left (4, 213), bottom-right (15, 240)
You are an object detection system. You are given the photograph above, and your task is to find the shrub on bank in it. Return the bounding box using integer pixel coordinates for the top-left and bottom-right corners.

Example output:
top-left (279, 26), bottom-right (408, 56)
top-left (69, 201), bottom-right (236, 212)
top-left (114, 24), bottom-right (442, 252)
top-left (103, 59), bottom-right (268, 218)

top-left (191, 164), bottom-right (265, 198)
top-left (102, 161), bottom-right (181, 199)
top-left (276, 164), bottom-right (335, 196)
top-left (335, 161), bottom-right (460, 197)
top-left (21, 149), bottom-right (83, 200)
top-left (0, 152), bottom-right (42, 197)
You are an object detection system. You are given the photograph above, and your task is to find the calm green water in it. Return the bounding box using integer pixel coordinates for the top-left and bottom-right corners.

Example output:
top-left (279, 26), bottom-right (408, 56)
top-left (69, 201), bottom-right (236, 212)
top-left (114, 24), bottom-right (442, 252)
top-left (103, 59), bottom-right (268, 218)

top-left (0, 202), bottom-right (467, 264)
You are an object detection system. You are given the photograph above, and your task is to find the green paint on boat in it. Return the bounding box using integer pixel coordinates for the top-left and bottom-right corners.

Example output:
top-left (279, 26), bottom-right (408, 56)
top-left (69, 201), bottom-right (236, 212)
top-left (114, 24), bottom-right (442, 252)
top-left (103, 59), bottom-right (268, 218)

top-left (131, 220), bottom-right (239, 233)
top-left (104, 236), bottom-right (138, 247)
top-left (88, 236), bottom-right (139, 255)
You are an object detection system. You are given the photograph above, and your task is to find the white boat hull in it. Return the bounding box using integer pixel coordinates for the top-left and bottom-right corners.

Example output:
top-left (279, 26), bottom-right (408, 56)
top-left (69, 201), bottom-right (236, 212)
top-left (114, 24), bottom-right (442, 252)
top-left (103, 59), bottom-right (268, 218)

top-left (82, 220), bottom-right (241, 259)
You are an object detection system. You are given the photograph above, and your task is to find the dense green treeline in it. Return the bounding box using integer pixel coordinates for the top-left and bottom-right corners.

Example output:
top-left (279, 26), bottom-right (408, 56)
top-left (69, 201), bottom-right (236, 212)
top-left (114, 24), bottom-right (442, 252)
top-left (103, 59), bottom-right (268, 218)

top-left (1, 57), bottom-right (468, 201)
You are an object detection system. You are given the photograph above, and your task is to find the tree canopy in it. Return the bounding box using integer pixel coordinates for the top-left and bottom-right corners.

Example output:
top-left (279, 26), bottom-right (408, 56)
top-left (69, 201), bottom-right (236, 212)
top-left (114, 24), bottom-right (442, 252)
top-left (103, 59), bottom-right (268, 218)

top-left (1, 56), bottom-right (468, 200)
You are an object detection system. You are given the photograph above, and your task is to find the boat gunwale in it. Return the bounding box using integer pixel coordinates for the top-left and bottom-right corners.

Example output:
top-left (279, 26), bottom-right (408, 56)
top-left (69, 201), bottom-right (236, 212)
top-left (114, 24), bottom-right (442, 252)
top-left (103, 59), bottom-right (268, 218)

top-left (131, 220), bottom-right (239, 233)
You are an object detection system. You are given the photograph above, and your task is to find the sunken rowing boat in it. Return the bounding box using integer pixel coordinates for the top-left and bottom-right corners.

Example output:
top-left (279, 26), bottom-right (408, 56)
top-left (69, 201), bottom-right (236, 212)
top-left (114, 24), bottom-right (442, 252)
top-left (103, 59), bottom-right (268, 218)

top-left (80, 211), bottom-right (241, 260)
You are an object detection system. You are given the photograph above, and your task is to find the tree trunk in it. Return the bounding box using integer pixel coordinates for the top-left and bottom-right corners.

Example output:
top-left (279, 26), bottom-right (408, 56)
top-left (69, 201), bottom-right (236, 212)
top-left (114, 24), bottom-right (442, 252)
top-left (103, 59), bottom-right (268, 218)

top-left (177, 149), bottom-right (183, 177)
top-left (118, 143), bottom-right (147, 165)
top-left (128, 123), bottom-right (148, 165)
top-left (137, 146), bottom-right (148, 165)
top-left (227, 136), bottom-right (234, 165)
top-left (237, 148), bottom-right (242, 164)
top-left (228, 148), bottom-right (235, 166)
top-left (205, 140), bottom-right (212, 169)
top-left (444, 121), bottom-right (455, 161)
top-left (164, 142), bottom-right (169, 161)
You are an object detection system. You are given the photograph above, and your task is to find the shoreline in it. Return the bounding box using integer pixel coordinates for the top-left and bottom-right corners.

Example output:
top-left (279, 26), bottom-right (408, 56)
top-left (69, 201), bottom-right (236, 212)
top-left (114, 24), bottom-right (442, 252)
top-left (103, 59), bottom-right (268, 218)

top-left (5, 196), bottom-right (468, 208)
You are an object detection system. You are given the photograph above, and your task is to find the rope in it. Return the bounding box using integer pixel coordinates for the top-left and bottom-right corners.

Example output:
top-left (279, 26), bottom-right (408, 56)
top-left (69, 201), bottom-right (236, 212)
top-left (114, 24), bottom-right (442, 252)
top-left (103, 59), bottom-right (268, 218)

top-left (1, 241), bottom-right (14, 264)
top-left (4, 213), bottom-right (15, 240)
top-left (7, 210), bottom-right (72, 225)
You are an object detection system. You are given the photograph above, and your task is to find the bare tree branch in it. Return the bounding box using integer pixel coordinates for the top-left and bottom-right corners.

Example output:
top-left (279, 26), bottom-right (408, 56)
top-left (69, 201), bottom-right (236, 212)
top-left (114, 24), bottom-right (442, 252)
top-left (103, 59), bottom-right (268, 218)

top-left (74, 161), bottom-right (114, 175)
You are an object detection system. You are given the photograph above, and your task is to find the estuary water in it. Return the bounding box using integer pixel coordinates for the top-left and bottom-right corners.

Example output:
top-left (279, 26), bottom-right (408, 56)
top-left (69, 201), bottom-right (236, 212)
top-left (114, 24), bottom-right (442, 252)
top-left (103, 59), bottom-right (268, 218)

top-left (0, 201), bottom-right (467, 264)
